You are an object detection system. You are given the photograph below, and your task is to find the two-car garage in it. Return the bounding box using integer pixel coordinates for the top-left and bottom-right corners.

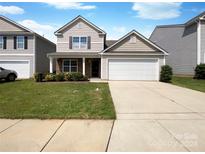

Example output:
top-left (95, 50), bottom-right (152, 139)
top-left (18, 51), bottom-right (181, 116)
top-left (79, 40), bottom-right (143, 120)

top-left (108, 59), bottom-right (159, 80)
top-left (101, 30), bottom-right (168, 81)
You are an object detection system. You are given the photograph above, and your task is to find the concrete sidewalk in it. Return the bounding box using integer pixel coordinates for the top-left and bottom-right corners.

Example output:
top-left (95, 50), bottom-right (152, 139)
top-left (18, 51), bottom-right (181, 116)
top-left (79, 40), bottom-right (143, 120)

top-left (0, 119), bottom-right (113, 152)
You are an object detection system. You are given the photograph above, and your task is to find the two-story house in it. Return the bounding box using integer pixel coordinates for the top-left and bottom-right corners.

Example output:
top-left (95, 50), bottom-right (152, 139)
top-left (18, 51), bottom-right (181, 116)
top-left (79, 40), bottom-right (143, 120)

top-left (150, 12), bottom-right (205, 76)
top-left (0, 16), bottom-right (56, 78)
top-left (47, 15), bottom-right (168, 81)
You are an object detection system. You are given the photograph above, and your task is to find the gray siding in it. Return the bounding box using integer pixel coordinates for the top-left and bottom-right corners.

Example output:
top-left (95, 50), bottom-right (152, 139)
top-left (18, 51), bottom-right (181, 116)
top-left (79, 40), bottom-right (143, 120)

top-left (150, 24), bottom-right (197, 75)
top-left (57, 19), bottom-right (104, 52)
top-left (35, 35), bottom-right (56, 73)
top-left (110, 34), bottom-right (157, 52)
top-left (201, 21), bottom-right (205, 63)
top-left (0, 18), bottom-right (23, 32)
top-left (0, 35), bottom-right (35, 54)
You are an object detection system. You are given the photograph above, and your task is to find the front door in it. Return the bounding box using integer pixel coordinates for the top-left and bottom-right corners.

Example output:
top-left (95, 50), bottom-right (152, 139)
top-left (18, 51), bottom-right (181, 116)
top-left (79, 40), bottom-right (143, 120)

top-left (91, 59), bottom-right (100, 77)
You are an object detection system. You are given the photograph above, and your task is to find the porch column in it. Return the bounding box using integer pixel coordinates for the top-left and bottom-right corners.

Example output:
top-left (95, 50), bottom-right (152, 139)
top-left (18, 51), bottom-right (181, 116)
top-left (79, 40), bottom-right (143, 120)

top-left (49, 57), bottom-right (53, 73)
top-left (82, 57), bottom-right (85, 75)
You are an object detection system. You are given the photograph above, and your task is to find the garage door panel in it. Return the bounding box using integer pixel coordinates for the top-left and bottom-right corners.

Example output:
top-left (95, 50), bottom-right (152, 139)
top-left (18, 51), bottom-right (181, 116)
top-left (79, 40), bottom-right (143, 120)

top-left (0, 61), bottom-right (30, 79)
top-left (108, 59), bottom-right (158, 81)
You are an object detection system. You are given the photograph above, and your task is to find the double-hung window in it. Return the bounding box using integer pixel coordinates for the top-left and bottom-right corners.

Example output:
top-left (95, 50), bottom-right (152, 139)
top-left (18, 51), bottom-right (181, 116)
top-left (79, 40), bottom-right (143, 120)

top-left (72, 36), bottom-right (87, 49)
top-left (17, 36), bottom-right (24, 49)
top-left (63, 59), bottom-right (78, 72)
top-left (0, 36), bottom-right (3, 49)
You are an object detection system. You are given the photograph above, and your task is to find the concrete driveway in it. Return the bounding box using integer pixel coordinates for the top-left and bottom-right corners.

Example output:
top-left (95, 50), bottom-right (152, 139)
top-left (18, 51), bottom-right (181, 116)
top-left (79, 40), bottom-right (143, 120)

top-left (108, 81), bottom-right (205, 152)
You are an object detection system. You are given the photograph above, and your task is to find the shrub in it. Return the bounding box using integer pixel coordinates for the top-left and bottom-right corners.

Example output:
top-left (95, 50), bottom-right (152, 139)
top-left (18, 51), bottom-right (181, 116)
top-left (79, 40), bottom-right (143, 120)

top-left (56, 73), bottom-right (65, 81)
top-left (64, 72), bottom-right (72, 81)
top-left (70, 72), bottom-right (85, 81)
top-left (45, 73), bottom-right (56, 81)
top-left (33, 72), bottom-right (44, 82)
top-left (194, 64), bottom-right (205, 79)
top-left (160, 65), bottom-right (173, 82)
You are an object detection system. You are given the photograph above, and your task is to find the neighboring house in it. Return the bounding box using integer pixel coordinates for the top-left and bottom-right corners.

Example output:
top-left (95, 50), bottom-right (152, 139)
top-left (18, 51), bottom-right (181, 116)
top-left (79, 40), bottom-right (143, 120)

top-left (47, 15), bottom-right (168, 81)
top-left (0, 16), bottom-right (56, 78)
top-left (150, 12), bottom-right (205, 76)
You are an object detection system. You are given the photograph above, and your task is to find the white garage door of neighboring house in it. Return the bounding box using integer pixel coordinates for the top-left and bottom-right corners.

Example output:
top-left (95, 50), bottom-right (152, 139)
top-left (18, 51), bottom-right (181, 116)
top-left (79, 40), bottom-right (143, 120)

top-left (108, 59), bottom-right (158, 80)
top-left (0, 61), bottom-right (30, 79)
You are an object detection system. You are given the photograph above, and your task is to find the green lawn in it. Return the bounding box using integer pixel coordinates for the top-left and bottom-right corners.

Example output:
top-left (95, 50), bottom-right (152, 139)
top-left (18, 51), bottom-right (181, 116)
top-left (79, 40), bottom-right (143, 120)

top-left (0, 80), bottom-right (116, 119)
top-left (171, 76), bottom-right (205, 92)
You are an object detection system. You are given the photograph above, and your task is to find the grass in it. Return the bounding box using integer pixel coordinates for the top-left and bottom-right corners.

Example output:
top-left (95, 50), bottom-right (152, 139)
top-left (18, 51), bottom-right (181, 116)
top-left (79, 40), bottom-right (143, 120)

top-left (171, 76), bottom-right (205, 92)
top-left (0, 80), bottom-right (116, 119)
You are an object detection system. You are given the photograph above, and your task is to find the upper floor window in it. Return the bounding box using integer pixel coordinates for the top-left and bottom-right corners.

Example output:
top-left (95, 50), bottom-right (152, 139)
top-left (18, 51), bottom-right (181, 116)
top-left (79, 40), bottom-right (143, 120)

top-left (17, 36), bottom-right (24, 49)
top-left (0, 36), bottom-right (7, 49)
top-left (72, 36), bottom-right (87, 49)
top-left (0, 36), bottom-right (3, 49)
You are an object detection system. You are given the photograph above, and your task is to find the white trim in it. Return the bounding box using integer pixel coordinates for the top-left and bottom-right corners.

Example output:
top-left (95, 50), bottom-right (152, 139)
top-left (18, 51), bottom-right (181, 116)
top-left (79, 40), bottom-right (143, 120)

top-left (197, 20), bottom-right (201, 65)
top-left (100, 53), bottom-right (165, 56)
top-left (49, 57), bottom-right (53, 73)
top-left (0, 16), bottom-right (34, 33)
top-left (0, 59), bottom-right (31, 78)
top-left (163, 55), bottom-right (166, 65)
top-left (62, 58), bottom-right (78, 72)
top-left (16, 36), bottom-right (25, 49)
top-left (107, 57), bottom-right (159, 81)
top-left (55, 16), bottom-right (106, 35)
top-left (58, 41), bottom-right (102, 44)
top-left (102, 30), bottom-right (168, 55)
top-left (72, 36), bottom-right (88, 49)
top-left (204, 52), bottom-right (205, 63)
top-left (33, 35), bottom-right (36, 74)
top-left (0, 54), bottom-right (34, 56)
top-left (82, 57), bottom-right (85, 75)
top-left (0, 36), bottom-right (3, 49)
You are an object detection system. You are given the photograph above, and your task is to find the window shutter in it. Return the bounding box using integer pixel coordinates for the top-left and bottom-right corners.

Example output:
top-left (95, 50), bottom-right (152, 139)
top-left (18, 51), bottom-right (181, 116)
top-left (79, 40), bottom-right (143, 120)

top-left (14, 36), bottom-right (17, 49)
top-left (87, 36), bottom-right (91, 49)
top-left (24, 36), bottom-right (28, 49)
top-left (3, 36), bottom-right (7, 49)
top-left (69, 36), bottom-right (72, 49)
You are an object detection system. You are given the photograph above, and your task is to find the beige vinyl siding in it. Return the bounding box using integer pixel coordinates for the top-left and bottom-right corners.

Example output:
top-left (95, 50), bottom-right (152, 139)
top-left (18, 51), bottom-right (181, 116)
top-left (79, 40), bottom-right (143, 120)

top-left (110, 34), bottom-right (156, 52)
top-left (0, 35), bottom-right (35, 54)
top-left (57, 20), bottom-right (104, 52)
top-left (0, 18), bottom-right (23, 32)
top-left (101, 55), bottom-right (164, 80)
top-left (201, 21), bottom-right (205, 63)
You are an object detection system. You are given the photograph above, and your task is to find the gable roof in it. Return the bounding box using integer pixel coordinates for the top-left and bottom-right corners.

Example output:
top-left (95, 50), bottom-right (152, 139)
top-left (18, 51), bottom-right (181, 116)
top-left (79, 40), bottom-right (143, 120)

top-left (0, 15), bottom-right (55, 45)
top-left (102, 30), bottom-right (168, 55)
top-left (105, 40), bottom-right (117, 48)
top-left (55, 15), bottom-right (106, 35)
top-left (0, 15), bottom-right (34, 33)
top-left (151, 11), bottom-right (205, 34)
top-left (185, 11), bottom-right (205, 25)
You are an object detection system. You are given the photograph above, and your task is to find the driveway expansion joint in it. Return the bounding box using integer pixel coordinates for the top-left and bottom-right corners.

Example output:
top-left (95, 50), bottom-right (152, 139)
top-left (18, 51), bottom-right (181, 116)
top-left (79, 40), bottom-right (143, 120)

top-left (0, 119), bottom-right (22, 134)
top-left (105, 120), bottom-right (115, 152)
top-left (155, 120), bottom-right (191, 152)
top-left (40, 120), bottom-right (65, 152)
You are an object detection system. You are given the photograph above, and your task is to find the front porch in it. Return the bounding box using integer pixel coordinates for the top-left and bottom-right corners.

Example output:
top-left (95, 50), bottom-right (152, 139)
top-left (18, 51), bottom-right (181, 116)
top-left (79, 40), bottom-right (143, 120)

top-left (47, 52), bottom-right (101, 78)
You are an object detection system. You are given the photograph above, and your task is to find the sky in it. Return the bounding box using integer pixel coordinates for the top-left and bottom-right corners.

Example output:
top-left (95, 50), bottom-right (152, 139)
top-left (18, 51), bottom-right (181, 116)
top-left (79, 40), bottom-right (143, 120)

top-left (0, 2), bottom-right (205, 43)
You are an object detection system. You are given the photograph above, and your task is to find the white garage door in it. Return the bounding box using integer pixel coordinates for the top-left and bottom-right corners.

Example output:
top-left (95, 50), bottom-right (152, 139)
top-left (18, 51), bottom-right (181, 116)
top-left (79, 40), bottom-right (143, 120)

top-left (108, 59), bottom-right (158, 80)
top-left (0, 61), bottom-right (30, 79)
